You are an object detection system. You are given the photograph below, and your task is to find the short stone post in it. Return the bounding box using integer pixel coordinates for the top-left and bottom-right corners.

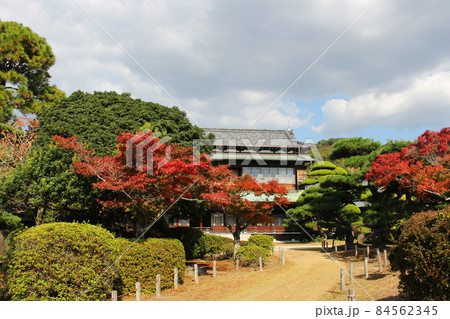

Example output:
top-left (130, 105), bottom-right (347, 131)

top-left (355, 244), bottom-right (358, 257)
top-left (348, 288), bottom-right (356, 301)
top-left (174, 268), bottom-right (178, 289)
top-left (282, 249), bottom-right (285, 266)
top-left (135, 282), bottom-right (141, 301)
top-left (364, 257), bottom-right (369, 279)
top-left (326, 241), bottom-right (329, 251)
top-left (194, 264), bottom-right (199, 284)
top-left (340, 269), bottom-right (346, 292)
top-left (383, 249), bottom-right (388, 268)
top-left (279, 246), bottom-right (282, 256)
top-left (349, 262), bottom-right (354, 284)
top-left (213, 260), bottom-right (217, 278)
top-left (111, 290), bottom-right (117, 301)
top-left (235, 259), bottom-right (239, 272)
top-left (259, 257), bottom-right (263, 271)
top-left (334, 245), bottom-right (338, 253)
top-left (156, 274), bottom-right (161, 297)
top-left (366, 246), bottom-right (370, 257)
top-left (376, 248), bottom-right (383, 272)
top-left (344, 243), bottom-right (347, 251)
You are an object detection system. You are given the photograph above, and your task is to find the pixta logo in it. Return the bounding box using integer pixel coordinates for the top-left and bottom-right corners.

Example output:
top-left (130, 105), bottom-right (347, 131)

top-left (126, 131), bottom-right (172, 175)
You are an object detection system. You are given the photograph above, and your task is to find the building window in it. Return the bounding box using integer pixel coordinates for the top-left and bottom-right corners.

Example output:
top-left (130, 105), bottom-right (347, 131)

top-left (178, 219), bottom-right (189, 226)
top-left (213, 214), bottom-right (223, 226)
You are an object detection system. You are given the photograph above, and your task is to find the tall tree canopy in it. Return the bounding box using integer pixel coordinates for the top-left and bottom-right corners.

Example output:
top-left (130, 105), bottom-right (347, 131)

top-left (36, 91), bottom-right (206, 155)
top-left (0, 21), bottom-right (64, 122)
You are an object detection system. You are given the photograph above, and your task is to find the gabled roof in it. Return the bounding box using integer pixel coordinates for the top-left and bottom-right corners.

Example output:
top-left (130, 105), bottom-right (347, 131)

top-left (202, 128), bottom-right (302, 148)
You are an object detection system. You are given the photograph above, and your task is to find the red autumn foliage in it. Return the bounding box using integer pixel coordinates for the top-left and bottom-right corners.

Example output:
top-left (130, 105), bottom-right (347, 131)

top-left (366, 127), bottom-right (450, 201)
top-left (201, 173), bottom-right (289, 255)
top-left (53, 132), bottom-right (229, 216)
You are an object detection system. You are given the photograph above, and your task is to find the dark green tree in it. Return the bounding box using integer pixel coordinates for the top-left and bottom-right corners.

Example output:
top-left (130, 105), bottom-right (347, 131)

top-left (289, 161), bottom-right (365, 247)
top-left (0, 21), bottom-right (64, 122)
top-left (36, 91), bottom-right (205, 156)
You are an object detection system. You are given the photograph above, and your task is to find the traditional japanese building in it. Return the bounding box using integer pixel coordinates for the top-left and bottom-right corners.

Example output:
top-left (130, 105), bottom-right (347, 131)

top-left (167, 128), bottom-right (316, 240)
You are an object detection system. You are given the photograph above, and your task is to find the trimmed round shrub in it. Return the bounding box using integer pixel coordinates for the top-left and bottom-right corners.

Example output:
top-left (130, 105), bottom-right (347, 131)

top-left (308, 169), bottom-right (336, 177)
top-left (115, 238), bottom-right (186, 294)
top-left (389, 209), bottom-right (450, 300)
top-left (6, 222), bottom-right (118, 301)
top-left (164, 227), bottom-right (206, 259)
top-left (300, 178), bottom-right (319, 186)
top-left (236, 244), bottom-right (270, 266)
top-left (309, 161), bottom-right (336, 171)
top-left (203, 234), bottom-right (227, 256)
top-left (248, 234), bottom-right (274, 251)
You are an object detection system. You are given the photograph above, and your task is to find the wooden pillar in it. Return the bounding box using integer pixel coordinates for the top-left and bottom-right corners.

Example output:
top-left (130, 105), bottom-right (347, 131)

top-left (364, 257), bottom-right (369, 279)
top-left (348, 288), bottom-right (356, 301)
top-left (383, 249), bottom-right (388, 268)
top-left (194, 264), bottom-right (199, 284)
top-left (349, 262), bottom-right (354, 284)
top-left (135, 282), bottom-right (141, 301)
top-left (235, 259), bottom-right (239, 272)
top-left (213, 260), bottom-right (217, 278)
top-left (174, 268), bottom-right (178, 289)
top-left (156, 274), bottom-right (161, 297)
top-left (376, 248), bottom-right (383, 272)
top-left (340, 269), bottom-right (346, 292)
top-left (259, 257), bottom-right (263, 271)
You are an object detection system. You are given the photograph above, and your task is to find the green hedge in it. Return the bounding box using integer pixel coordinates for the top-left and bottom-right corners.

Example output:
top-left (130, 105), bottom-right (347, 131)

top-left (163, 227), bottom-right (207, 259)
top-left (115, 238), bottom-right (185, 295)
top-left (236, 244), bottom-right (270, 266)
top-left (6, 222), bottom-right (118, 301)
top-left (248, 234), bottom-right (274, 251)
top-left (389, 209), bottom-right (450, 300)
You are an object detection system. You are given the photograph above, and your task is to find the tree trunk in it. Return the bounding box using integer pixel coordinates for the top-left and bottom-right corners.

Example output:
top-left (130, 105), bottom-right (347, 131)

top-left (345, 228), bottom-right (355, 248)
top-left (36, 207), bottom-right (44, 226)
top-left (232, 229), bottom-right (241, 261)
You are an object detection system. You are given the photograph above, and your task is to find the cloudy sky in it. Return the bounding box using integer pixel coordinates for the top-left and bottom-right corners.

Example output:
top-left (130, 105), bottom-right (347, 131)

top-left (3, 0), bottom-right (450, 143)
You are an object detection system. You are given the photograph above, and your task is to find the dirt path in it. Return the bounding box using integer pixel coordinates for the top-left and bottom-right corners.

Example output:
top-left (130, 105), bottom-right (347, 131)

top-left (142, 246), bottom-right (351, 301)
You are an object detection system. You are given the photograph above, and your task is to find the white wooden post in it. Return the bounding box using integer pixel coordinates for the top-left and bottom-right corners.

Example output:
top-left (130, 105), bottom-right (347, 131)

top-left (376, 248), bottom-right (383, 272)
top-left (213, 260), bottom-right (217, 278)
top-left (340, 269), bottom-right (346, 292)
top-left (156, 274), bottom-right (161, 297)
top-left (174, 268), bottom-right (178, 289)
top-left (349, 262), bottom-right (354, 284)
top-left (383, 249), bottom-right (388, 268)
top-left (364, 257), bottom-right (369, 279)
top-left (194, 264), bottom-right (199, 284)
top-left (259, 256), bottom-right (263, 271)
top-left (348, 288), bottom-right (356, 301)
top-left (135, 282), bottom-right (141, 301)
top-left (111, 290), bottom-right (117, 301)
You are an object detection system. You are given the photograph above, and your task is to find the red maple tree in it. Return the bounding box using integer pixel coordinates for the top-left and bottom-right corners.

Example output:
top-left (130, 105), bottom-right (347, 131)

top-left (54, 132), bottom-right (230, 231)
top-left (201, 174), bottom-right (289, 258)
top-left (366, 127), bottom-right (450, 202)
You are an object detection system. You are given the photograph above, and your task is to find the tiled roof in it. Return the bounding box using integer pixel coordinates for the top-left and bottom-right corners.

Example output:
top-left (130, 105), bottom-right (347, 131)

top-left (202, 128), bottom-right (302, 148)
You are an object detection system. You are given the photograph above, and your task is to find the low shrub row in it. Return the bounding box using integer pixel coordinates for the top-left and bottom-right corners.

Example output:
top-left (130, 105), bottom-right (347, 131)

top-left (3, 222), bottom-right (186, 300)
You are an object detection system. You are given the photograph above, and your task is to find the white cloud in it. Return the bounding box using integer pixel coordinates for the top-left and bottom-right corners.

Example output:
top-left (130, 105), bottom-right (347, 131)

top-left (2, 0), bottom-right (450, 140)
top-left (314, 68), bottom-right (450, 135)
